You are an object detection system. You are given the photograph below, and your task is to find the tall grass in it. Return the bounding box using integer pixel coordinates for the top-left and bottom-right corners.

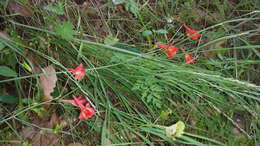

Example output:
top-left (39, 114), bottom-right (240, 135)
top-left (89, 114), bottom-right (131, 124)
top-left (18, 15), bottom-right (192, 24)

top-left (0, 0), bottom-right (260, 145)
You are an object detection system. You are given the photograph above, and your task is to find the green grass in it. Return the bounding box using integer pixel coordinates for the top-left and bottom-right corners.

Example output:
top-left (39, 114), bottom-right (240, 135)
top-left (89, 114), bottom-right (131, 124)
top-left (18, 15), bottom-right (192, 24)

top-left (0, 0), bottom-right (260, 145)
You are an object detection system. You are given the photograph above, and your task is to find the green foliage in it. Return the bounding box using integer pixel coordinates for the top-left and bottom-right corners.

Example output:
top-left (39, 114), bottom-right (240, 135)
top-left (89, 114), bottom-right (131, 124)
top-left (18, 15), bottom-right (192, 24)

top-left (142, 29), bottom-right (168, 37)
top-left (153, 29), bottom-right (168, 34)
top-left (142, 30), bottom-right (153, 37)
top-left (22, 141), bottom-right (32, 146)
top-left (112, 0), bottom-right (125, 5)
top-left (125, 0), bottom-right (140, 17)
top-left (113, 0), bottom-right (140, 17)
top-left (43, 2), bottom-right (65, 15)
top-left (54, 124), bottom-right (62, 134)
top-left (104, 35), bottom-right (119, 46)
top-left (0, 66), bottom-right (17, 77)
top-left (55, 21), bottom-right (74, 40)
top-left (133, 76), bottom-right (165, 108)
top-left (1, 0), bottom-right (260, 145)
top-left (0, 95), bottom-right (19, 104)
top-left (30, 103), bottom-right (45, 116)
top-left (160, 109), bottom-right (173, 120)
top-left (0, 42), bottom-right (6, 51)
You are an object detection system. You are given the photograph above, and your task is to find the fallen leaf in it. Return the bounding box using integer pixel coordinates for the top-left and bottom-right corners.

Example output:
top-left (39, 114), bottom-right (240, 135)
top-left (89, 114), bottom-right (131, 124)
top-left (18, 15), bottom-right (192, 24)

top-left (231, 112), bottom-right (245, 136)
top-left (7, 1), bottom-right (33, 17)
top-left (165, 121), bottom-right (185, 140)
top-left (8, 141), bottom-right (21, 146)
top-left (40, 65), bottom-right (57, 104)
top-left (67, 142), bottom-right (84, 146)
top-left (21, 126), bottom-right (37, 139)
top-left (32, 131), bottom-right (60, 146)
top-left (0, 31), bottom-right (10, 40)
top-left (19, 113), bottom-right (80, 146)
top-left (19, 114), bottom-right (61, 146)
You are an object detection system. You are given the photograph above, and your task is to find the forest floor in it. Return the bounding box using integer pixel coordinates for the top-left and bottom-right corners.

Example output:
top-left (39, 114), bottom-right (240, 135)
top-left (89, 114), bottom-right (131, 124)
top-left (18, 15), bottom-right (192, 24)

top-left (0, 0), bottom-right (260, 145)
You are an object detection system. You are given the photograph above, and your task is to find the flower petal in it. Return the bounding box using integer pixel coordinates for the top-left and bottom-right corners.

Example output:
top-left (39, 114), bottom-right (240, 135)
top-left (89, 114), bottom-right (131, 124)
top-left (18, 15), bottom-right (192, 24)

top-left (185, 54), bottom-right (195, 64)
top-left (165, 47), bottom-right (179, 59)
top-left (73, 95), bottom-right (85, 109)
top-left (59, 95), bottom-right (87, 107)
top-left (78, 104), bottom-right (95, 120)
top-left (183, 24), bottom-right (201, 40)
top-left (68, 64), bottom-right (86, 80)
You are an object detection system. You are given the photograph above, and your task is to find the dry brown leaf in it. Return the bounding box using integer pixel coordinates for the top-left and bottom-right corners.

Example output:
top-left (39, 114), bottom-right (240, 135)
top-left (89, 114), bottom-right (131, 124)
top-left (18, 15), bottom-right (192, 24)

top-left (20, 113), bottom-right (62, 146)
top-left (0, 31), bottom-right (10, 40)
top-left (32, 132), bottom-right (60, 146)
top-left (7, 141), bottom-right (22, 146)
top-left (231, 112), bottom-right (245, 136)
top-left (7, 2), bottom-right (33, 17)
top-left (40, 65), bottom-right (57, 103)
top-left (21, 126), bottom-right (37, 139)
top-left (67, 142), bottom-right (84, 146)
top-left (204, 40), bottom-right (227, 58)
top-left (189, 119), bottom-right (197, 126)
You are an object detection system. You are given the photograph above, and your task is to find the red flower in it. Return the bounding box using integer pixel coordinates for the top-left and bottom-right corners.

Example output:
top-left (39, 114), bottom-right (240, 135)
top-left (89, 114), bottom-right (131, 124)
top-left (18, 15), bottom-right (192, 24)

top-left (73, 96), bottom-right (95, 120)
top-left (165, 47), bottom-right (179, 59)
top-left (68, 63), bottom-right (86, 80)
top-left (156, 43), bottom-right (179, 59)
top-left (185, 54), bottom-right (195, 64)
top-left (59, 95), bottom-right (95, 120)
top-left (155, 43), bottom-right (175, 49)
top-left (183, 24), bottom-right (201, 40)
top-left (59, 95), bottom-right (86, 107)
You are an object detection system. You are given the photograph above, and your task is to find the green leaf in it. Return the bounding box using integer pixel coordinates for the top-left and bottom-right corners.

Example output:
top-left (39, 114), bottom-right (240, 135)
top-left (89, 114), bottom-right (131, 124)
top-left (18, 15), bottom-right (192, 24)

top-left (43, 2), bottom-right (65, 15)
top-left (54, 124), bottom-right (62, 134)
top-left (0, 95), bottom-right (19, 104)
top-left (21, 62), bottom-right (32, 73)
top-left (142, 30), bottom-right (153, 37)
top-left (0, 66), bottom-right (17, 77)
top-left (160, 109), bottom-right (172, 120)
top-left (125, 0), bottom-right (140, 17)
top-left (146, 94), bottom-right (152, 103)
top-left (104, 35), bottom-right (119, 46)
top-left (112, 0), bottom-right (125, 4)
top-left (155, 29), bottom-right (168, 34)
top-left (0, 42), bottom-right (6, 51)
top-left (55, 21), bottom-right (74, 40)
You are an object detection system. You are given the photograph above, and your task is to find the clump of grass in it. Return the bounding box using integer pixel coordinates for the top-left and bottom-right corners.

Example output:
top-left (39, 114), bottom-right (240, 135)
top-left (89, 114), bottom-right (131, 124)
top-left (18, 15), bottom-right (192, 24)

top-left (0, 0), bottom-right (260, 145)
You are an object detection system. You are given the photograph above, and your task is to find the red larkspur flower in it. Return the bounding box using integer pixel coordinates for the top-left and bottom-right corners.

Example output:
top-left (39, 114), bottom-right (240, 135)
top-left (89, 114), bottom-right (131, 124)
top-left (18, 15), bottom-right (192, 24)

top-left (59, 95), bottom-right (86, 107)
top-left (68, 63), bottom-right (86, 80)
top-left (73, 96), bottom-right (95, 120)
top-left (156, 43), bottom-right (179, 59)
top-left (185, 54), bottom-right (195, 64)
top-left (183, 24), bottom-right (201, 40)
top-left (155, 43), bottom-right (175, 50)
